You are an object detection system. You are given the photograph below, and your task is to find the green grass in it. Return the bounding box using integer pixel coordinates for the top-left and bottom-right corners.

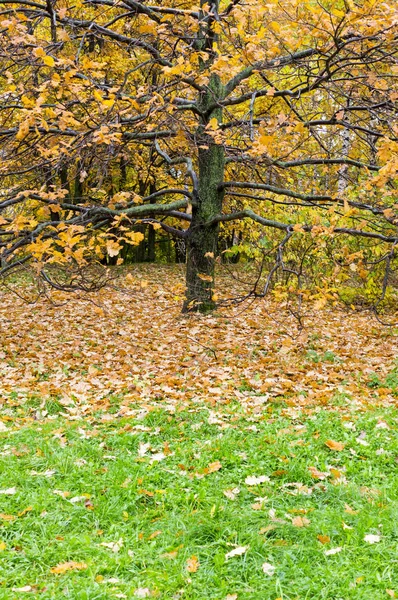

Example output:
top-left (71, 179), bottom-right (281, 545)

top-left (0, 404), bottom-right (397, 599)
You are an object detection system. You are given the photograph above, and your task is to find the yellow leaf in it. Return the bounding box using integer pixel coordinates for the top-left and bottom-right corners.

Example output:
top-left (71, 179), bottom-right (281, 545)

top-left (16, 121), bottom-right (30, 140)
top-left (206, 117), bottom-right (219, 130)
top-left (18, 506), bottom-right (33, 517)
top-left (270, 21), bottom-right (281, 33)
top-left (43, 55), bottom-right (55, 67)
top-left (0, 542), bottom-right (6, 551)
top-left (33, 47), bottom-right (46, 58)
top-left (50, 561), bottom-right (87, 574)
top-left (106, 239), bottom-right (122, 257)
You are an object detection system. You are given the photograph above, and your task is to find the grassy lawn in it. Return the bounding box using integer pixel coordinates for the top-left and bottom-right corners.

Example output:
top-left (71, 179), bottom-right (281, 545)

top-left (0, 402), bottom-right (397, 600)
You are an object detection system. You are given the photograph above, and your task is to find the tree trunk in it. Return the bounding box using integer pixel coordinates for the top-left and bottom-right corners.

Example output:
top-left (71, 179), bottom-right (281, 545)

top-left (183, 74), bottom-right (224, 313)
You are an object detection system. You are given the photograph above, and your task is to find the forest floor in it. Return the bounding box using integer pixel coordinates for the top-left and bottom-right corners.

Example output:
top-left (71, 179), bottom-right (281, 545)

top-left (0, 265), bottom-right (397, 599)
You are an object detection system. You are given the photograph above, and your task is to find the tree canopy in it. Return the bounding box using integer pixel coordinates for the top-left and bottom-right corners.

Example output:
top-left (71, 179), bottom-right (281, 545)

top-left (0, 0), bottom-right (397, 311)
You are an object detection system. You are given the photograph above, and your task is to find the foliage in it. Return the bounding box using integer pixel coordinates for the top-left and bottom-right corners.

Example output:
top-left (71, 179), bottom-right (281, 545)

top-left (0, 0), bottom-right (398, 310)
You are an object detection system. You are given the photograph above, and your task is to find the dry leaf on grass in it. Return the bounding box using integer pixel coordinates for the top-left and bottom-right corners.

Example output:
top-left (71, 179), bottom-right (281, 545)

top-left (364, 534), bottom-right (380, 544)
top-left (50, 561), bottom-right (87, 574)
top-left (324, 547), bottom-right (342, 556)
top-left (292, 516), bottom-right (311, 527)
top-left (262, 562), bottom-right (276, 576)
top-left (325, 439), bottom-right (345, 451)
top-left (245, 475), bottom-right (270, 485)
top-left (317, 535), bottom-right (330, 544)
top-left (186, 555), bottom-right (199, 573)
top-left (225, 546), bottom-right (248, 560)
top-left (223, 487), bottom-right (240, 500)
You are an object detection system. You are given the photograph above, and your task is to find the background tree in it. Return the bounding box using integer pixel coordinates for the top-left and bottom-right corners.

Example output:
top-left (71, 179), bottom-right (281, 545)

top-left (0, 0), bottom-right (397, 312)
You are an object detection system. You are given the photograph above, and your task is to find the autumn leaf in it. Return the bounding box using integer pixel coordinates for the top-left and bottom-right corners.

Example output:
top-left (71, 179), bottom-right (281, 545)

top-left (292, 516), bottom-right (311, 527)
top-left (324, 547), bottom-right (342, 556)
top-left (245, 475), bottom-right (270, 485)
top-left (308, 466), bottom-right (329, 480)
top-left (325, 440), bottom-right (345, 451)
top-left (207, 460), bottom-right (222, 473)
top-left (223, 487), bottom-right (240, 500)
top-left (186, 555), bottom-right (199, 573)
top-left (364, 534), bottom-right (380, 544)
top-left (317, 535), bottom-right (330, 544)
top-left (262, 562), bottom-right (276, 576)
top-left (50, 561), bottom-right (87, 574)
top-left (225, 545), bottom-right (248, 560)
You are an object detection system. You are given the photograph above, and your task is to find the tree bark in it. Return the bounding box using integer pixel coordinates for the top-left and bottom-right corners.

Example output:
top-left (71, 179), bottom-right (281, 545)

top-left (183, 74), bottom-right (225, 313)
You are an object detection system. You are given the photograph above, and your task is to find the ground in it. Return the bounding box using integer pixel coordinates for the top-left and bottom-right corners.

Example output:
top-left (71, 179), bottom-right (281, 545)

top-left (0, 265), bottom-right (397, 599)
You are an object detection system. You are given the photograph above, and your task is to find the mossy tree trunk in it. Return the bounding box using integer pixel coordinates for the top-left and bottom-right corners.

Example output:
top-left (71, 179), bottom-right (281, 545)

top-left (183, 74), bottom-right (225, 313)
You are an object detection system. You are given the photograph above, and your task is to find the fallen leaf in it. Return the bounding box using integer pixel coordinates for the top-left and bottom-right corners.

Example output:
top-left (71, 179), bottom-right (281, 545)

top-left (207, 460), bottom-right (222, 473)
top-left (292, 516), bottom-right (311, 527)
top-left (344, 503), bottom-right (359, 515)
top-left (100, 539), bottom-right (123, 552)
top-left (0, 487), bottom-right (16, 495)
top-left (262, 562), bottom-right (276, 576)
top-left (12, 586), bottom-right (32, 593)
top-left (317, 535), bottom-right (330, 544)
top-left (0, 541), bottom-right (6, 551)
top-left (160, 550), bottom-right (178, 560)
top-left (225, 545), bottom-right (248, 560)
top-left (325, 440), bottom-right (345, 451)
top-left (50, 561), bottom-right (87, 574)
top-left (223, 487), bottom-right (240, 500)
top-left (324, 547), bottom-right (342, 555)
top-left (18, 506), bottom-right (33, 517)
top-left (134, 589), bottom-right (151, 598)
top-left (386, 590), bottom-right (396, 598)
top-left (245, 475), bottom-right (270, 485)
top-left (364, 534), bottom-right (380, 544)
top-left (186, 555), bottom-right (200, 572)
top-left (148, 530), bottom-right (162, 540)
top-left (308, 466), bottom-right (329, 480)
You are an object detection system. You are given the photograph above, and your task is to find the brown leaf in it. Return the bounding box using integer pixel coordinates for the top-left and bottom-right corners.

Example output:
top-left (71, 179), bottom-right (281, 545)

top-left (308, 466), bottom-right (329, 480)
top-left (291, 516), bottom-right (311, 527)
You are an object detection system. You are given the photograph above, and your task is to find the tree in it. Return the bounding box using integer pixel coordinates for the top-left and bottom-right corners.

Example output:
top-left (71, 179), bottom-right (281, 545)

top-left (0, 0), bottom-right (397, 312)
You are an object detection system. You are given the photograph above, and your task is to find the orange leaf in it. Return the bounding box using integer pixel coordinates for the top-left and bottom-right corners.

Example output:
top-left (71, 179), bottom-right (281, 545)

top-left (325, 440), bottom-right (345, 451)
top-left (207, 460), bottom-right (222, 473)
top-left (317, 535), bottom-right (331, 544)
top-left (50, 561), bottom-right (87, 574)
top-left (186, 555), bottom-right (199, 573)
